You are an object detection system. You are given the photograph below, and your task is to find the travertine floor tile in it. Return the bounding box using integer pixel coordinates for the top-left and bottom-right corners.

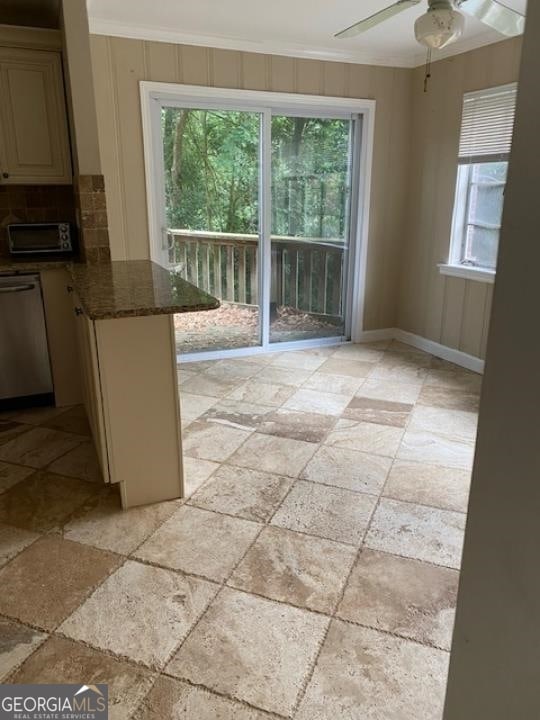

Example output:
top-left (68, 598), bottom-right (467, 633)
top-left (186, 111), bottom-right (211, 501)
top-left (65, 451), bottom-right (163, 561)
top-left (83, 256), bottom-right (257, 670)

top-left (344, 396), bottom-right (413, 428)
top-left (325, 419), bottom-right (404, 457)
top-left (369, 354), bottom-right (429, 384)
top-left (365, 498), bottom-right (466, 568)
top-left (301, 445), bottom-right (391, 494)
top-left (254, 365), bottom-right (313, 387)
top-left (397, 430), bottom-right (475, 470)
top-left (418, 385), bottom-right (480, 413)
top-left (42, 405), bottom-right (91, 436)
top-left (228, 433), bottom-right (317, 477)
top-left (296, 620), bottom-right (449, 720)
top-left (425, 366), bottom-right (482, 393)
top-left (357, 378), bottom-right (422, 404)
top-left (0, 535), bottom-right (119, 630)
top-left (302, 371), bottom-right (365, 396)
top-left (135, 505), bottom-right (260, 582)
top-left (206, 358), bottom-right (262, 380)
top-left (0, 421), bottom-right (30, 447)
top-left (384, 460), bottom-right (471, 513)
top-left (258, 409), bottom-right (336, 443)
top-left (59, 560), bottom-right (218, 668)
top-left (229, 525), bottom-right (356, 613)
top-left (181, 373), bottom-right (242, 398)
top-left (0, 427), bottom-right (83, 468)
top-left (317, 357), bottom-right (374, 378)
top-left (331, 343), bottom-right (385, 363)
top-left (227, 379), bottom-right (295, 406)
top-left (0, 523), bottom-right (38, 568)
top-left (271, 480), bottom-right (377, 546)
top-left (189, 465), bottom-right (292, 523)
top-left (11, 636), bottom-right (155, 720)
top-left (338, 549), bottom-right (459, 650)
top-left (0, 461), bottom-right (34, 494)
top-left (201, 399), bottom-right (274, 430)
top-left (48, 441), bottom-right (103, 483)
top-left (136, 676), bottom-right (269, 720)
top-left (283, 388), bottom-right (351, 416)
top-left (182, 456), bottom-right (219, 497)
top-left (180, 393), bottom-right (218, 426)
top-left (0, 471), bottom-right (100, 532)
top-left (409, 405), bottom-right (478, 443)
top-left (0, 618), bottom-right (46, 681)
top-left (183, 420), bottom-right (252, 462)
top-left (166, 587), bottom-right (328, 716)
top-left (63, 491), bottom-right (179, 554)
top-left (271, 350), bottom-right (328, 371)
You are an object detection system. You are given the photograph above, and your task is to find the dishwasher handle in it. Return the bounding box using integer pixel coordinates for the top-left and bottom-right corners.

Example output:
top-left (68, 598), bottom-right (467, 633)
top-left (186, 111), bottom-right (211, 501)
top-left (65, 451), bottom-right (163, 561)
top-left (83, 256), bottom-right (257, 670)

top-left (0, 282), bottom-right (36, 294)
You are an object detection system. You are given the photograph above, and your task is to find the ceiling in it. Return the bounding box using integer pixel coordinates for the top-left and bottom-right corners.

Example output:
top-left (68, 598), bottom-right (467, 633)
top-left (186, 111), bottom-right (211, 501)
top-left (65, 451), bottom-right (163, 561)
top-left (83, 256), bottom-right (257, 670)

top-left (0, 0), bottom-right (60, 29)
top-left (87, 0), bottom-right (527, 68)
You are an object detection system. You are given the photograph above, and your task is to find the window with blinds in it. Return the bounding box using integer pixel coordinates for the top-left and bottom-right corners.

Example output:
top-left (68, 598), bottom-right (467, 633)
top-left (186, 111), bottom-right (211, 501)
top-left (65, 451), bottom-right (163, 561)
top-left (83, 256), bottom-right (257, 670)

top-left (458, 83), bottom-right (518, 164)
top-left (449, 83), bottom-right (518, 272)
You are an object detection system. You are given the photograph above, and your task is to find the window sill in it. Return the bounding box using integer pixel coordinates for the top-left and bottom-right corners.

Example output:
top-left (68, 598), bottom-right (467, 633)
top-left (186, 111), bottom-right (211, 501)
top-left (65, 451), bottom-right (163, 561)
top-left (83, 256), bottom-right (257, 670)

top-left (438, 263), bottom-right (495, 284)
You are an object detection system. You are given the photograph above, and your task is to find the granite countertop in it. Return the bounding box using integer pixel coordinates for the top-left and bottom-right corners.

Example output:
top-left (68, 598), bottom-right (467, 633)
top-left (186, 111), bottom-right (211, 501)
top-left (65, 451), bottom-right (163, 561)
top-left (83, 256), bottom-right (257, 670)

top-left (0, 258), bottom-right (220, 320)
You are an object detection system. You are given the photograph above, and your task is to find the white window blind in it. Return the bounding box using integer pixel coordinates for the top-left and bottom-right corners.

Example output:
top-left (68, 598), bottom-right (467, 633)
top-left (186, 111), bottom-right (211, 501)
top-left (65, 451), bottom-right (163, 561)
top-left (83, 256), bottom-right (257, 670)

top-left (458, 83), bottom-right (517, 164)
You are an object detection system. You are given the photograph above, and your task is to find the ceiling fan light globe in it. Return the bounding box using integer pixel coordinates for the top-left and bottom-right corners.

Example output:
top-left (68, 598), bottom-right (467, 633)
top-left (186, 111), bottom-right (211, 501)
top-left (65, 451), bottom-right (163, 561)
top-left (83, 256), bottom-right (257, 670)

top-left (414, 8), bottom-right (465, 49)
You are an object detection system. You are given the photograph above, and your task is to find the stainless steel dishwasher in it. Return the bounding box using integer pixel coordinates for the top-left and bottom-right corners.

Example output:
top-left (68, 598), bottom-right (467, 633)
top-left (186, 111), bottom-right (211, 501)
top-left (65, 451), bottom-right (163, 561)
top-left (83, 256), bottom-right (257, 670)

top-left (0, 273), bottom-right (54, 409)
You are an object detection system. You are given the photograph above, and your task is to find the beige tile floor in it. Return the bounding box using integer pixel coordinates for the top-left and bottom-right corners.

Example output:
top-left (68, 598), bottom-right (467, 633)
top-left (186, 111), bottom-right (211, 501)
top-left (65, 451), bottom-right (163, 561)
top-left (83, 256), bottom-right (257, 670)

top-left (0, 339), bottom-right (481, 719)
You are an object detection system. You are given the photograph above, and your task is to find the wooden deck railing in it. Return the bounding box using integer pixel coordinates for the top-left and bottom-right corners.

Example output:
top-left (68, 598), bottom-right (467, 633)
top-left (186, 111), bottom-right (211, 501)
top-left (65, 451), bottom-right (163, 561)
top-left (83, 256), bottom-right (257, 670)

top-left (167, 229), bottom-right (345, 317)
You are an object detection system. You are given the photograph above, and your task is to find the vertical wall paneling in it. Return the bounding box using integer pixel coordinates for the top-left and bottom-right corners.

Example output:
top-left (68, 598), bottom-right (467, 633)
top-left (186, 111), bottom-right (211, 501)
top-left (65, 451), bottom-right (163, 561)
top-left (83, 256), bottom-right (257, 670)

top-left (441, 276), bottom-right (467, 348)
top-left (459, 280), bottom-right (488, 358)
top-left (178, 45), bottom-right (209, 85)
top-left (398, 36), bottom-right (522, 359)
top-left (90, 33), bottom-right (520, 350)
top-left (241, 52), bottom-right (269, 91)
top-left (212, 48), bottom-right (242, 88)
top-left (91, 37), bottom-right (412, 331)
top-left (268, 55), bottom-right (295, 92)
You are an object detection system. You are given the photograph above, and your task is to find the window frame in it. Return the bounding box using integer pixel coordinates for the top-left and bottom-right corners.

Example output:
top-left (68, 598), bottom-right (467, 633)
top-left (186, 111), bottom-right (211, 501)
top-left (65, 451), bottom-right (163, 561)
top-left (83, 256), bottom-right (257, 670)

top-left (443, 83), bottom-right (517, 283)
top-left (450, 160), bottom-right (508, 271)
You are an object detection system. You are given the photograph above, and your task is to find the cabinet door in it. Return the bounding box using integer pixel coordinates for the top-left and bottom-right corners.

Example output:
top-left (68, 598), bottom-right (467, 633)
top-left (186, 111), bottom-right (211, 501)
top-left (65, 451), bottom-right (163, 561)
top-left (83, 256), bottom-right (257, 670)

top-left (0, 47), bottom-right (72, 184)
top-left (40, 270), bottom-right (82, 407)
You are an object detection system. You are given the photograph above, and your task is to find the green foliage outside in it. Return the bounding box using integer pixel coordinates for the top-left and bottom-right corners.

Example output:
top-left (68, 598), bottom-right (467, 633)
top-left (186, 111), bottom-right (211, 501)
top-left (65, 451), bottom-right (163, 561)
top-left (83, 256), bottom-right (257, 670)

top-left (161, 108), bottom-right (351, 240)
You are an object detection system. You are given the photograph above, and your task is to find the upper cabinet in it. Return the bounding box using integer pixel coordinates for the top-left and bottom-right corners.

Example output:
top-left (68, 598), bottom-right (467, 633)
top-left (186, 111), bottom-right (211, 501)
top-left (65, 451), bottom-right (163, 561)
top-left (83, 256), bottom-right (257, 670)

top-left (0, 47), bottom-right (72, 184)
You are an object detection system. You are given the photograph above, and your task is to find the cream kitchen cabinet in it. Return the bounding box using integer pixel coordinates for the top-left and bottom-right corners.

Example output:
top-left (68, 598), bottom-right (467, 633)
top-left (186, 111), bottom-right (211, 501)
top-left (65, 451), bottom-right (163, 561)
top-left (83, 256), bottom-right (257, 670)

top-left (0, 46), bottom-right (72, 184)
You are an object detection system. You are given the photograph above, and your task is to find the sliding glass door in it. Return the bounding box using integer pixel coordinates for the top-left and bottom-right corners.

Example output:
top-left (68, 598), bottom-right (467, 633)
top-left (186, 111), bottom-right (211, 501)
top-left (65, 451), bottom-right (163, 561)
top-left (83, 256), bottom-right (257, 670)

top-left (151, 95), bottom-right (362, 358)
top-left (161, 107), bottom-right (262, 354)
top-left (270, 115), bottom-right (353, 344)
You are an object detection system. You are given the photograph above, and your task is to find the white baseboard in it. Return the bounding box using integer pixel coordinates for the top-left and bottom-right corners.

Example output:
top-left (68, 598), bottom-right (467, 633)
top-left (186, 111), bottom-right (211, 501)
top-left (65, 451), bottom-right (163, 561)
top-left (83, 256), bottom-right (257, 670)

top-left (357, 327), bottom-right (485, 374)
top-left (393, 329), bottom-right (485, 374)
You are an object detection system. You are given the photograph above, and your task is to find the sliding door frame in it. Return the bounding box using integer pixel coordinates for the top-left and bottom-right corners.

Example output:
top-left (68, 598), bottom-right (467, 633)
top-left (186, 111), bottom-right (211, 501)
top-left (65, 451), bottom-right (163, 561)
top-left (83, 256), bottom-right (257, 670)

top-left (140, 81), bottom-right (376, 362)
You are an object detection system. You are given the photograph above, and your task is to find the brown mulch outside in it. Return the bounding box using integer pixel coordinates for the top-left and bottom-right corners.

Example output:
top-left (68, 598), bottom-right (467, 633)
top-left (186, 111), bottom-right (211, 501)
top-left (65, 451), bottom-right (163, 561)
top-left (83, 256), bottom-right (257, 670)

top-left (174, 303), bottom-right (341, 353)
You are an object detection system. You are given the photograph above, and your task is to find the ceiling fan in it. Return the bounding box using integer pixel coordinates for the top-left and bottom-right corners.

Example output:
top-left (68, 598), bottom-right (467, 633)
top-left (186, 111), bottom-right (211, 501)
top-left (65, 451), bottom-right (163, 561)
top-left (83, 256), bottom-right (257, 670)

top-left (335, 0), bottom-right (525, 50)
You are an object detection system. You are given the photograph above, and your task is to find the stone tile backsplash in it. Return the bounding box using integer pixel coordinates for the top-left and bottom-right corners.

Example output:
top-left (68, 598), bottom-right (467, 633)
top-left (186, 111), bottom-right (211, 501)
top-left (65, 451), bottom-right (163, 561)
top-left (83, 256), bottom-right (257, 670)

top-left (74, 175), bottom-right (111, 263)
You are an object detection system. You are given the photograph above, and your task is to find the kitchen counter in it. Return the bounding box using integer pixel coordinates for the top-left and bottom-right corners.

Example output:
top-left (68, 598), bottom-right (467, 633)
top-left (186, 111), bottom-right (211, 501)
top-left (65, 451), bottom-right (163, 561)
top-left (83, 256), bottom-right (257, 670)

top-left (0, 259), bottom-right (220, 320)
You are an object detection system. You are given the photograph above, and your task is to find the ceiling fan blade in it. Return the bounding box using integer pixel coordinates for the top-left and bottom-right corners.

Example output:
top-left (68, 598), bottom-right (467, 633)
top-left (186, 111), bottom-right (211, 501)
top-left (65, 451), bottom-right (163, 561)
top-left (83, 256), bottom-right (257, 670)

top-left (458, 0), bottom-right (525, 36)
top-left (335, 0), bottom-right (422, 39)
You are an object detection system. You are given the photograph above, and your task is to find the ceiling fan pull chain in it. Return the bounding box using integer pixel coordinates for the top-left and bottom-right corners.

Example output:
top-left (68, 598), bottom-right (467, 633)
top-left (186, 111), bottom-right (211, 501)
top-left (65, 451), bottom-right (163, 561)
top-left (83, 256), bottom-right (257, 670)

top-left (424, 48), bottom-right (432, 93)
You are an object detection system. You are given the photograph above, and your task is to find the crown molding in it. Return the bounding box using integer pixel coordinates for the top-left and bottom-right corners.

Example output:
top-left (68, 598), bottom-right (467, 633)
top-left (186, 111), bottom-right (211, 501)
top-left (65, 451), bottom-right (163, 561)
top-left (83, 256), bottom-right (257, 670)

top-left (88, 17), bottom-right (417, 68)
top-left (89, 16), bottom-right (516, 70)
